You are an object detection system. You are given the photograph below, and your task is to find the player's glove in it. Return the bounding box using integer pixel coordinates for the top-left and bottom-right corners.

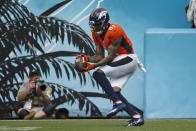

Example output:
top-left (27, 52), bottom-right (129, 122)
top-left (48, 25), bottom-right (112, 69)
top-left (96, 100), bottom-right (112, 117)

top-left (81, 61), bottom-right (95, 73)
top-left (76, 54), bottom-right (88, 62)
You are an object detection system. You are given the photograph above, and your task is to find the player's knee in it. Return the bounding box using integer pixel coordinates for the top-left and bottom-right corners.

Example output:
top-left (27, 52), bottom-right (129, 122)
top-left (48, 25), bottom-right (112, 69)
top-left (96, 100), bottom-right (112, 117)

top-left (93, 70), bottom-right (105, 79)
top-left (43, 104), bottom-right (55, 116)
top-left (113, 87), bottom-right (121, 92)
top-left (18, 109), bottom-right (29, 119)
top-left (97, 69), bottom-right (105, 74)
top-left (93, 71), bottom-right (99, 80)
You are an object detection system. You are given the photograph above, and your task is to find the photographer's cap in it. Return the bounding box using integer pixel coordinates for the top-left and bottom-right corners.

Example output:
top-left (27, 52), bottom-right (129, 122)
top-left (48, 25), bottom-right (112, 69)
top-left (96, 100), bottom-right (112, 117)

top-left (29, 70), bottom-right (41, 77)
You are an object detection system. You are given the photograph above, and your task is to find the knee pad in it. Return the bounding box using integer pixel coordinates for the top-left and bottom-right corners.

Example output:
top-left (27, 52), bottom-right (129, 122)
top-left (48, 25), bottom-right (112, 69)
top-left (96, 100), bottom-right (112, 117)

top-left (43, 104), bottom-right (55, 116)
top-left (18, 109), bottom-right (29, 119)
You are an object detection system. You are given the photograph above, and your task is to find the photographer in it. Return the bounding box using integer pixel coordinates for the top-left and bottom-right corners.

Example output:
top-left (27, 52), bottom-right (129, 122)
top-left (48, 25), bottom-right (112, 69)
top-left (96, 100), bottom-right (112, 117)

top-left (17, 70), bottom-right (55, 120)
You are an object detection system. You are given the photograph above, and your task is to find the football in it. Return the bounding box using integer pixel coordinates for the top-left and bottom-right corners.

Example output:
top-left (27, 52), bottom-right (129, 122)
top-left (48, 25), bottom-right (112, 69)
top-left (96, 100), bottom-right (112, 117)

top-left (75, 56), bottom-right (86, 72)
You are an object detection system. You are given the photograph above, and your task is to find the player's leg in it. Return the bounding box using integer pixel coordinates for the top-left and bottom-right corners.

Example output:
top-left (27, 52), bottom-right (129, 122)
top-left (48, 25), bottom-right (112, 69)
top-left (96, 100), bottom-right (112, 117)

top-left (114, 91), bottom-right (144, 126)
top-left (116, 91), bottom-right (144, 126)
top-left (109, 74), bottom-right (138, 116)
top-left (111, 79), bottom-right (144, 126)
top-left (95, 54), bottom-right (136, 102)
top-left (93, 70), bottom-right (126, 115)
top-left (93, 70), bottom-right (121, 102)
top-left (108, 54), bottom-right (144, 126)
top-left (107, 73), bottom-right (140, 118)
top-left (94, 55), bottom-right (135, 116)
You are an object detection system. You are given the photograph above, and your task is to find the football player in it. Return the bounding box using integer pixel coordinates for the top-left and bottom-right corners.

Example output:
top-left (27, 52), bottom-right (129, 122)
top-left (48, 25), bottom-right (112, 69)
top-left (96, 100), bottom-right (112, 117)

top-left (77, 8), bottom-right (146, 126)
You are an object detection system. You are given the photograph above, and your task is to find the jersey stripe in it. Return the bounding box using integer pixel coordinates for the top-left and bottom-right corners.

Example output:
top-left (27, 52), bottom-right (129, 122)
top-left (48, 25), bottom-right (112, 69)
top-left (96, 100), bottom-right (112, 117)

top-left (107, 57), bottom-right (133, 67)
top-left (120, 38), bottom-right (133, 54)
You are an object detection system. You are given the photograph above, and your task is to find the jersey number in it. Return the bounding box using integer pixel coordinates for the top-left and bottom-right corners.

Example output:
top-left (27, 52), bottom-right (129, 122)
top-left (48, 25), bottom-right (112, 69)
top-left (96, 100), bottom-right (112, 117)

top-left (109, 25), bottom-right (116, 30)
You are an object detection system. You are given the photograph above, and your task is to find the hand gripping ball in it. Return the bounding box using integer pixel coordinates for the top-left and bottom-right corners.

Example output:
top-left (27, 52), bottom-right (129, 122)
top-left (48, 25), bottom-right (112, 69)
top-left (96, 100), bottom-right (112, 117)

top-left (75, 56), bottom-right (87, 72)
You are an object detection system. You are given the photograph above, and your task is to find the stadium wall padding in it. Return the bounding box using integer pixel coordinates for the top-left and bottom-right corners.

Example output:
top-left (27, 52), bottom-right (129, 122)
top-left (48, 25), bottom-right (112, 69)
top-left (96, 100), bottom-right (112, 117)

top-left (144, 28), bottom-right (196, 118)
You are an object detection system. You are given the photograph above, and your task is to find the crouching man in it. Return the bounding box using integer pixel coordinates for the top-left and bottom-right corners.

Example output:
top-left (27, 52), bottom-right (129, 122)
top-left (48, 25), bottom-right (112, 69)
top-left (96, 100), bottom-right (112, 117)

top-left (17, 70), bottom-right (55, 120)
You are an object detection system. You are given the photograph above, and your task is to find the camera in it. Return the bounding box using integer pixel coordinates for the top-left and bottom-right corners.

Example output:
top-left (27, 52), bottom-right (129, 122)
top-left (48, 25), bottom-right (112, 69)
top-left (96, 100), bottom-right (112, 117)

top-left (35, 80), bottom-right (47, 91)
top-left (31, 80), bottom-right (47, 96)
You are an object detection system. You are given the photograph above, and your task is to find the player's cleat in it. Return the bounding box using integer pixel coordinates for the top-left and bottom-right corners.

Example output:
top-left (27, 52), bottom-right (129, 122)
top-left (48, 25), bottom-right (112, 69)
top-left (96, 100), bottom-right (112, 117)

top-left (24, 111), bottom-right (35, 120)
top-left (126, 117), bottom-right (144, 126)
top-left (107, 103), bottom-right (126, 117)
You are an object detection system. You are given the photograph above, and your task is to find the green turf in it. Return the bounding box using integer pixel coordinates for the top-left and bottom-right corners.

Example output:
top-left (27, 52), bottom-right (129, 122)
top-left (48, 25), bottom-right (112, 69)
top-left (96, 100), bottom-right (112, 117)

top-left (0, 119), bottom-right (196, 131)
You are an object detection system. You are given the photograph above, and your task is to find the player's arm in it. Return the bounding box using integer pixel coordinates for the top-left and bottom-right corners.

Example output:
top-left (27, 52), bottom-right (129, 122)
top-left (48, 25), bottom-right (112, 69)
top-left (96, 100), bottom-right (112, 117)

top-left (88, 44), bottom-right (105, 63)
top-left (94, 36), bottom-right (122, 67)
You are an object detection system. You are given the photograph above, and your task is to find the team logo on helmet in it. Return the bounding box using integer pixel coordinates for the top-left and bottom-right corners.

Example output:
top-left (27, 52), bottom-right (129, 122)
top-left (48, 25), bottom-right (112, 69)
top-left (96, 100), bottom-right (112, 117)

top-left (98, 11), bottom-right (107, 20)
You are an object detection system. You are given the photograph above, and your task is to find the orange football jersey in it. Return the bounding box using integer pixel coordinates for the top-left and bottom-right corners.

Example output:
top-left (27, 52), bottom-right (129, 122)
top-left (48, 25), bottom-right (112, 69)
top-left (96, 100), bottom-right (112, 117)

top-left (91, 24), bottom-right (134, 54)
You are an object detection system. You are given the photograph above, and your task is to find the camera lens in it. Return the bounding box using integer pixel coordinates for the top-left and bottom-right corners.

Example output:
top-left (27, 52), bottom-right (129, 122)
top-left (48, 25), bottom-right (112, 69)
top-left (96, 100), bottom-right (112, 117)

top-left (40, 84), bottom-right (47, 91)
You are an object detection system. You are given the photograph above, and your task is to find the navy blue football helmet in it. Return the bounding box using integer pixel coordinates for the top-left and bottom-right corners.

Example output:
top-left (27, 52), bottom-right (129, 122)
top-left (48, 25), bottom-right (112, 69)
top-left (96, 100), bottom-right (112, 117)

top-left (89, 8), bottom-right (110, 34)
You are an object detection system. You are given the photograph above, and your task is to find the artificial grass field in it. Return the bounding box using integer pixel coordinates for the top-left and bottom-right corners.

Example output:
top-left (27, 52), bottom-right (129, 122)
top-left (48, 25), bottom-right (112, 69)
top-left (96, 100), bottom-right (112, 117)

top-left (0, 119), bottom-right (196, 131)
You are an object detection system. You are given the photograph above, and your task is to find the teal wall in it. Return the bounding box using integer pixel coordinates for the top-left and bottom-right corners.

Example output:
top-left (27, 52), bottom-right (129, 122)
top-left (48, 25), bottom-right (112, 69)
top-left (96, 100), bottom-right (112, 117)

top-left (144, 29), bottom-right (196, 118)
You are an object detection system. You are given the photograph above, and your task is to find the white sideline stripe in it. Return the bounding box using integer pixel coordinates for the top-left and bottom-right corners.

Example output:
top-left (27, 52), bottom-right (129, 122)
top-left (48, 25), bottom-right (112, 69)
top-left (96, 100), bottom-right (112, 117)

top-left (0, 126), bottom-right (41, 130)
top-left (50, 0), bottom-right (73, 17)
top-left (70, 0), bottom-right (96, 23)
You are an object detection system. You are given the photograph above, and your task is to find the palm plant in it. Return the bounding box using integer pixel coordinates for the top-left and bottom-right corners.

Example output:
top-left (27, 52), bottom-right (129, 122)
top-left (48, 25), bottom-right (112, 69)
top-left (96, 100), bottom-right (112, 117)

top-left (0, 0), bottom-right (104, 118)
